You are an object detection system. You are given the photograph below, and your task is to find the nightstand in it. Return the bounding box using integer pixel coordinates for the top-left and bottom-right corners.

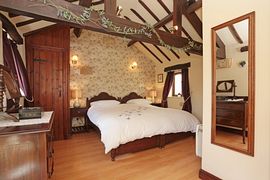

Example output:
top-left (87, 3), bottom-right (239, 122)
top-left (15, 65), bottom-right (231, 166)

top-left (70, 107), bottom-right (88, 133)
top-left (151, 103), bottom-right (162, 107)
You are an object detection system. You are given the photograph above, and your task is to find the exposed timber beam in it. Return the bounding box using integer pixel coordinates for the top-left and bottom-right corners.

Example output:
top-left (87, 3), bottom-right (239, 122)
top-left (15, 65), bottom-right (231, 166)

top-left (173, 0), bottom-right (183, 36)
top-left (127, 13), bottom-right (173, 47)
top-left (228, 25), bottom-right (243, 44)
top-left (104, 0), bottom-right (116, 15)
top-left (92, 0), bottom-right (104, 6)
top-left (216, 33), bottom-right (226, 59)
top-left (129, 9), bottom-right (171, 62)
top-left (184, 0), bottom-right (202, 14)
top-left (0, 13), bottom-right (23, 44)
top-left (157, 1), bottom-right (198, 56)
top-left (16, 18), bottom-right (41, 27)
top-left (73, 0), bottom-right (93, 38)
top-left (131, 5), bottom-right (180, 61)
top-left (154, 45), bottom-right (171, 62)
top-left (138, 0), bottom-right (169, 32)
top-left (140, 42), bottom-right (163, 64)
top-left (0, 0), bottom-right (191, 48)
top-left (157, 0), bottom-right (171, 14)
top-left (240, 46), bottom-right (248, 52)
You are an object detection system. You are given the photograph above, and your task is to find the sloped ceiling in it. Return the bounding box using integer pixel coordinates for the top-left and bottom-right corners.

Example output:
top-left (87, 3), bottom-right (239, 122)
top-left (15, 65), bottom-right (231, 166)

top-left (3, 0), bottom-right (203, 65)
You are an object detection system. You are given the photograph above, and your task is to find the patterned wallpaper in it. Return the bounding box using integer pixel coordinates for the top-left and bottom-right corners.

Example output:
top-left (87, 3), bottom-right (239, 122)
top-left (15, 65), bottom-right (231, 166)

top-left (70, 30), bottom-right (156, 106)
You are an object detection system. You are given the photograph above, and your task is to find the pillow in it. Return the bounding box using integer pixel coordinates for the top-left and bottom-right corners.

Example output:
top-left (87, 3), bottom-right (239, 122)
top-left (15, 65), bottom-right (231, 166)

top-left (90, 100), bottom-right (120, 107)
top-left (126, 99), bottom-right (151, 105)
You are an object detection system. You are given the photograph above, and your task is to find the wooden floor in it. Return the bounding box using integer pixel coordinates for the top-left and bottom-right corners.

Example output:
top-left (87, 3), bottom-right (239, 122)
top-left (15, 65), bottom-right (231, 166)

top-left (215, 129), bottom-right (248, 150)
top-left (52, 132), bottom-right (201, 180)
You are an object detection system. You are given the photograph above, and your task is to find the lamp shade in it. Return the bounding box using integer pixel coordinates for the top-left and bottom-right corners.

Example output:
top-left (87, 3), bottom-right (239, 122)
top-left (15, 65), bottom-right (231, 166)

top-left (150, 90), bottom-right (157, 97)
top-left (71, 89), bottom-right (82, 99)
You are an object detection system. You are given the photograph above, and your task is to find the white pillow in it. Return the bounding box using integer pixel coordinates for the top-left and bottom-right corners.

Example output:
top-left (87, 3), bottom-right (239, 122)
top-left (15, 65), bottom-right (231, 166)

top-left (90, 100), bottom-right (120, 107)
top-left (126, 99), bottom-right (151, 105)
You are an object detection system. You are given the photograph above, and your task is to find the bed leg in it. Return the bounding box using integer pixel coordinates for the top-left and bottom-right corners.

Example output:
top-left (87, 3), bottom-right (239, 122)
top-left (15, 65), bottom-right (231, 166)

top-left (111, 149), bottom-right (116, 161)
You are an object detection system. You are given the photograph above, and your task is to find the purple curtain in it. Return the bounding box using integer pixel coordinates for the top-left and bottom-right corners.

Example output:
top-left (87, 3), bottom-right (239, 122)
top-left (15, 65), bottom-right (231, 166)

top-left (161, 71), bottom-right (174, 108)
top-left (182, 68), bottom-right (192, 112)
top-left (3, 31), bottom-right (33, 102)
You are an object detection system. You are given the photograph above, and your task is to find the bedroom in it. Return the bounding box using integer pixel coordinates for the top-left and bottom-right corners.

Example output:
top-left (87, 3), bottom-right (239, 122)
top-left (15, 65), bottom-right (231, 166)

top-left (0, 0), bottom-right (269, 180)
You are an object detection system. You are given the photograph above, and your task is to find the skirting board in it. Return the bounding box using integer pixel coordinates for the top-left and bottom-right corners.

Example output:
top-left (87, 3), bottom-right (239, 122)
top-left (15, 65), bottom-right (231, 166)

top-left (199, 169), bottom-right (221, 180)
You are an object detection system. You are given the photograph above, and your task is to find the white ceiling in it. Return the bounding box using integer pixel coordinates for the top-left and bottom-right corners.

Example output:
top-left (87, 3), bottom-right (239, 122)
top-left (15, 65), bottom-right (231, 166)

top-left (216, 19), bottom-right (248, 46)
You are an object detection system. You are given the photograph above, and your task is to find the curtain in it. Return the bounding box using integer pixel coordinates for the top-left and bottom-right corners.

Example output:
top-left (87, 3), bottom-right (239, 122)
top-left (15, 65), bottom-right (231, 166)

top-left (3, 31), bottom-right (33, 102)
top-left (182, 68), bottom-right (192, 113)
top-left (161, 71), bottom-right (174, 108)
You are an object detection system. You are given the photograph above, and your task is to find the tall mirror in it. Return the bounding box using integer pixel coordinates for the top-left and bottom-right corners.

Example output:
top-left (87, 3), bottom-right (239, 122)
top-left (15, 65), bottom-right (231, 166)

top-left (211, 12), bottom-right (255, 155)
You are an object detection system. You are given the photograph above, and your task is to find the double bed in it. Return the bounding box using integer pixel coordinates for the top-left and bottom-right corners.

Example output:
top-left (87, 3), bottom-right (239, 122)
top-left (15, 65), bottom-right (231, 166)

top-left (86, 92), bottom-right (199, 161)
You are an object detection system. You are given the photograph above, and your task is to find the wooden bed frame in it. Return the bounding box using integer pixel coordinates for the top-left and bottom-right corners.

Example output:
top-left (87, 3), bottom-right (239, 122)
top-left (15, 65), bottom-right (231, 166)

top-left (86, 92), bottom-right (193, 161)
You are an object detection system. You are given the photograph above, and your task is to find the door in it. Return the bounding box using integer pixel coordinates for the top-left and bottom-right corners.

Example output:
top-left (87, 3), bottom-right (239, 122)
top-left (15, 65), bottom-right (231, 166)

top-left (27, 46), bottom-right (68, 140)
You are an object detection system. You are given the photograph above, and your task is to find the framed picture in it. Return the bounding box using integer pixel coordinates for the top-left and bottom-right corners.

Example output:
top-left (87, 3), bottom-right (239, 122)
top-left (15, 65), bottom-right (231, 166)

top-left (157, 74), bottom-right (163, 83)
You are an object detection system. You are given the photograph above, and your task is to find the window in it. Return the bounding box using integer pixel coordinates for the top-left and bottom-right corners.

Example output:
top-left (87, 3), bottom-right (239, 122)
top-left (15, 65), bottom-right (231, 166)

top-left (169, 72), bottom-right (182, 96)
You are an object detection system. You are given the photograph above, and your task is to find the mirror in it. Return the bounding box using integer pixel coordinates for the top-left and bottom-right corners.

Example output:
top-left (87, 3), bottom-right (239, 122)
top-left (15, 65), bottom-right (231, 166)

top-left (211, 12), bottom-right (255, 155)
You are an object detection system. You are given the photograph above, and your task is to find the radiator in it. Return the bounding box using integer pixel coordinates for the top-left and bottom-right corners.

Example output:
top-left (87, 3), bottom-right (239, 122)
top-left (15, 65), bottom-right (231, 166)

top-left (196, 124), bottom-right (203, 157)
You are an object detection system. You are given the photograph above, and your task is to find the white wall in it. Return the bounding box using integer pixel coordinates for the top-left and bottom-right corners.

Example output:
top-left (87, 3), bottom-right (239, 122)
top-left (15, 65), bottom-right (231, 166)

top-left (202, 0), bottom-right (270, 179)
top-left (155, 55), bottom-right (203, 121)
top-left (216, 45), bottom-right (248, 96)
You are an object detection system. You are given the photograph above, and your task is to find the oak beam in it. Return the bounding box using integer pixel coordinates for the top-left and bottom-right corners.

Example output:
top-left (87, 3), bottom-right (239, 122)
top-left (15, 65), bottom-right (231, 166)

top-left (240, 46), bottom-right (248, 52)
top-left (127, 13), bottom-right (173, 47)
top-left (184, 0), bottom-right (202, 14)
top-left (228, 25), bottom-right (243, 44)
top-left (0, 0), bottom-right (190, 48)
top-left (140, 42), bottom-right (163, 63)
top-left (216, 33), bottom-right (226, 59)
top-left (154, 45), bottom-right (171, 61)
top-left (184, 12), bottom-right (202, 38)
top-left (16, 18), bottom-right (41, 27)
top-left (157, 0), bottom-right (171, 14)
top-left (104, 0), bottom-right (116, 15)
top-left (92, 0), bottom-right (104, 6)
top-left (73, 0), bottom-right (93, 38)
top-left (0, 13), bottom-right (23, 44)
top-left (173, 0), bottom-right (183, 36)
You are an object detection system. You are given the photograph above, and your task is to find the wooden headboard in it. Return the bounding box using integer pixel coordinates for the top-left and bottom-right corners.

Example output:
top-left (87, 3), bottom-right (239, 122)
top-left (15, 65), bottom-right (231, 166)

top-left (86, 92), bottom-right (119, 108)
top-left (120, 92), bottom-right (144, 104)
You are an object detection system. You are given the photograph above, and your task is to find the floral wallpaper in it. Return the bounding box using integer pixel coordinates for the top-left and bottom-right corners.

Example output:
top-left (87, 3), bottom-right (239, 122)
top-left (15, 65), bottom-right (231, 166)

top-left (70, 30), bottom-right (156, 106)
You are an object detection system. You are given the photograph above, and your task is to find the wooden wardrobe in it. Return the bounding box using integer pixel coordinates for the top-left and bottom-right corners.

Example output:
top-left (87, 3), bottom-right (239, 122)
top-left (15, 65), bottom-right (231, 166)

top-left (25, 25), bottom-right (70, 140)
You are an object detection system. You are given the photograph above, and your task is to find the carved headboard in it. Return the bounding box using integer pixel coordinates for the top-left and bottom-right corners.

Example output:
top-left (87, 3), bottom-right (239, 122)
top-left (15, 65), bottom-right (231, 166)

top-left (86, 92), bottom-right (120, 108)
top-left (120, 92), bottom-right (144, 104)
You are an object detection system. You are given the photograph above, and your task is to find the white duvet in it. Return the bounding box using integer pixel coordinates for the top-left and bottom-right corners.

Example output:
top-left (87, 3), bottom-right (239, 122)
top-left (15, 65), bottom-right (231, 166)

top-left (87, 104), bottom-right (199, 153)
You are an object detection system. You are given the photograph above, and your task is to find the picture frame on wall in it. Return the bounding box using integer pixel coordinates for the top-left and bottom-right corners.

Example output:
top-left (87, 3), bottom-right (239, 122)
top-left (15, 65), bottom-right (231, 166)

top-left (157, 74), bottom-right (163, 83)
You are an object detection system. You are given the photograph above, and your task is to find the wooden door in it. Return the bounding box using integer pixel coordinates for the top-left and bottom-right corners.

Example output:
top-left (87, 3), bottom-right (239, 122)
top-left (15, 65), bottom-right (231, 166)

top-left (28, 47), bottom-right (65, 140)
top-left (25, 25), bottom-right (70, 140)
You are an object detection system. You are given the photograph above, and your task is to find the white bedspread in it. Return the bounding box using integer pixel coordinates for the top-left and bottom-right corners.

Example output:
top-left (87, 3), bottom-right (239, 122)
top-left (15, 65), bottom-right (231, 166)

top-left (87, 104), bottom-right (199, 153)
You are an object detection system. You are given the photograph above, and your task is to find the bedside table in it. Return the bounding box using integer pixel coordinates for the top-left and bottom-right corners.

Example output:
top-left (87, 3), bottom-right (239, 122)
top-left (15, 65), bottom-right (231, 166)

top-left (70, 107), bottom-right (88, 133)
top-left (151, 103), bottom-right (162, 107)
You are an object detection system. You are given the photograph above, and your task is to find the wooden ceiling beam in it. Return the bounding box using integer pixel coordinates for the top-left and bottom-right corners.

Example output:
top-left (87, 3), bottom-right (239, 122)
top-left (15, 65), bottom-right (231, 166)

top-left (16, 18), bottom-right (41, 27)
top-left (140, 42), bottom-right (163, 63)
top-left (138, 0), bottom-right (169, 32)
top-left (0, 0), bottom-right (190, 48)
top-left (184, 0), bottom-right (202, 14)
top-left (135, 1), bottom-right (182, 58)
top-left (129, 9), bottom-right (171, 62)
top-left (216, 33), bottom-right (226, 59)
top-left (157, 1), bottom-right (194, 57)
top-left (228, 25), bottom-right (244, 44)
top-left (91, 0), bottom-right (104, 6)
top-left (240, 46), bottom-right (248, 52)
top-left (184, 12), bottom-right (202, 38)
top-left (157, 0), bottom-right (171, 14)
top-left (73, 0), bottom-right (93, 38)
top-left (173, 0), bottom-right (183, 36)
top-left (0, 13), bottom-right (23, 44)
top-left (104, 0), bottom-right (116, 15)
top-left (8, 13), bottom-right (19, 18)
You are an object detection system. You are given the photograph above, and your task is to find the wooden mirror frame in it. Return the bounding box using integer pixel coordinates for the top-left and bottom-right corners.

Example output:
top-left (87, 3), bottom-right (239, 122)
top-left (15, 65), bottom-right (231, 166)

top-left (211, 12), bottom-right (255, 156)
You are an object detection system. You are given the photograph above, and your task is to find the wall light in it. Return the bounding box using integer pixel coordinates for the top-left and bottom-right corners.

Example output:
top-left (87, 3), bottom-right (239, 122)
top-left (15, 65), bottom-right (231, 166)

top-left (116, 6), bottom-right (123, 16)
top-left (169, 25), bottom-right (178, 33)
top-left (71, 55), bottom-right (79, 65)
top-left (130, 62), bottom-right (138, 70)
